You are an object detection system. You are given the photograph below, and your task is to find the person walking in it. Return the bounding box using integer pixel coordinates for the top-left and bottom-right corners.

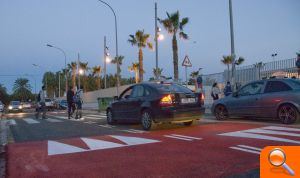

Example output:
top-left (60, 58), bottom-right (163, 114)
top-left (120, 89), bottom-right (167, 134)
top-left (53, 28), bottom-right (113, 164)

top-left (67, 86), bottom-right (74, 119)
top-left (223, 81), bottom-right (232, 96)
top-left (35, 86), bottom-right (47, 119)
top-left (74, 85), bottom-right (84, 119)
top-left (211, 83), bottom-right (221, 101)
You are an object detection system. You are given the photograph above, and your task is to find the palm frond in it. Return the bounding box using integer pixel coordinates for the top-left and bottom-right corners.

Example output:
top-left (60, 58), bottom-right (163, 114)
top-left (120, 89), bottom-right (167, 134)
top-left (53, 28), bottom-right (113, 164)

top-left (179, 32), bottom-right (188, 40)
top-left (180, 17), bottom-right (189, 30)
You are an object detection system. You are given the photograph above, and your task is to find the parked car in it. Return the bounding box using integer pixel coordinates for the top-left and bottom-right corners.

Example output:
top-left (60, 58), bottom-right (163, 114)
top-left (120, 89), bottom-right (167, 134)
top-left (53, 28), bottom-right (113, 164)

top-left (212, 78), bottom-right (300, 124)
top-left (58, 100), bottom-right (68, 110)
top-left (107, 82), bottom-right (205, 130)
top-left (21, 102), bottom-right (32, 109)
top-left (0, 101), bottom-right (4, 112)
top-left (45, 98), bottom-right (55, 111)
top-left (8, 101), bottom-right (23, 112)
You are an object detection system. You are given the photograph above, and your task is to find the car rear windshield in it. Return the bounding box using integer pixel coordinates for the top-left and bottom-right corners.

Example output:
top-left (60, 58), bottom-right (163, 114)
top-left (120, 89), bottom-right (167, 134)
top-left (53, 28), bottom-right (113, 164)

top-left (157, 84), bottom-right (192, 93)
top-left (45, 99), bottom-right (51, 102)
top-left (289, 80), bottom-right (300, 89)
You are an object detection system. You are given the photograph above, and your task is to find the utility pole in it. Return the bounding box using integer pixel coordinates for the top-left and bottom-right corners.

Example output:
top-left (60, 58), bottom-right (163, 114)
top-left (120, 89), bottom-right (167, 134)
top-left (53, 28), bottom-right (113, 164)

top-left (78, 53), bottom-right (80, 89)
top-left (229, 0), bottom-right (236, 85)
top-left (155, 2), bottom-right (158, 80)
top-left (104, 36), bottom-right (107, 89)
top-left (58, 71), bottom-right (61, 98)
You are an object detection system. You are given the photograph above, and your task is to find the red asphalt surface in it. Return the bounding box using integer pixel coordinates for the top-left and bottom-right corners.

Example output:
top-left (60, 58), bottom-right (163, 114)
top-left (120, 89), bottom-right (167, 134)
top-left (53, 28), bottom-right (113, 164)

top-left (6, 122), bottom-right (299, 178)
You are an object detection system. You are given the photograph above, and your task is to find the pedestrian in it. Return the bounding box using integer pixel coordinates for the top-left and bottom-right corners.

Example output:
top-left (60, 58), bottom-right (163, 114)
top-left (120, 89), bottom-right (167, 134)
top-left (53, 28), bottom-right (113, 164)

top-left (35, 85), bottom-right (47, 119)
top-left (67, 86), bottom-right (74, 119)
top-left (211, 83), bottom-right (221, 100)
top-left (74, 85), bottom-right (84, 119)
top-left (223, 81), bottom-right (232, 96)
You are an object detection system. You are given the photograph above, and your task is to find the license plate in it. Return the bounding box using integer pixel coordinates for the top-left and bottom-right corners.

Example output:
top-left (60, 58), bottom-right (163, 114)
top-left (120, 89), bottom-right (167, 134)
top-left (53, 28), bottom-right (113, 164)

top-left (181, 98), bottom-right (196, 104)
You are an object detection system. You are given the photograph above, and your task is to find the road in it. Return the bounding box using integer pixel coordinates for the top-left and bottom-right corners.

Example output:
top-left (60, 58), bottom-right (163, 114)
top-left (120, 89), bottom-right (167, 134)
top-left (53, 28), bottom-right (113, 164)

top-left (2, 110), bottom-right (300, 178)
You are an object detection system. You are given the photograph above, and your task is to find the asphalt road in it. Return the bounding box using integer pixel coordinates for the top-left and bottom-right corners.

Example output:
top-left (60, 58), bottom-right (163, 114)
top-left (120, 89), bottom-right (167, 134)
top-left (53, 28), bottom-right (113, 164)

top-left (2, 110), bottom-right (300, 178)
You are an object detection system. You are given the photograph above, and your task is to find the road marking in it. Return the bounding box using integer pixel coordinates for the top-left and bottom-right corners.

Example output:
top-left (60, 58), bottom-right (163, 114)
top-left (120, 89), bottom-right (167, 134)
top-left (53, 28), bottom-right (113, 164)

top-left (83, 116), bottom-right (105, 120)
top-left (230, 146), bottom-right (261, 155)
top-left (262, 126), bottom-right (300, 132)
top-left (23, 118), bottom-right (40, 124)
top-left (8, 120), bottom-right (16, 125)
top-left (81, 137), bottom-right (124, 150)
top-left (219, 130), bottom-right (300, 144)
top-left (121, 129), bottom-right (147, 134)
top-left (86, 114), bottom-right (106, 117)
top-left (243, 128), bottom-right (300, 137)
top-left (45, 118), bottom-right (63, 123)
top-left (237, 145), bottom-right (262, 152)
top-left (98, 124), bottom-right (115, 128)
top-left (110, 135), bottom-right (160, 146)
top-left (170, 134), bottom-right (202, 140)
top-left (84, 121), bottom-right (96, 124)
top-left (48, 140), bottom-right (87, 156)
top-left (164, 135), bottom-right (193, 141)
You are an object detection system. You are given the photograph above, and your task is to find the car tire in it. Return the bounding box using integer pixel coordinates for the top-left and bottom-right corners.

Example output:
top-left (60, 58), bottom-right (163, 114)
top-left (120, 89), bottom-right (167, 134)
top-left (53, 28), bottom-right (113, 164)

top-left (107, 109), bottom-right (116, 125)
top-left (214, 105), bottom-right (229, 120)
top-left (141, 110), bottom-right (155, 131)
top-left (278, 104), bottom-right (299, 124)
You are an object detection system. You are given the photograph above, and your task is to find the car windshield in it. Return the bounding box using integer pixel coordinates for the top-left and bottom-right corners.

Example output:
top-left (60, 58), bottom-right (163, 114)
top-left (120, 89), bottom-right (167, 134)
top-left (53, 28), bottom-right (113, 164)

top-left (11, 101), bottom-right (20, 105)
top-left (61, 100), bottom-right (67, 104)
top-left (289, 79), bottom-right (300, 89)
top-left (157, 83), bottom-right (192, 93)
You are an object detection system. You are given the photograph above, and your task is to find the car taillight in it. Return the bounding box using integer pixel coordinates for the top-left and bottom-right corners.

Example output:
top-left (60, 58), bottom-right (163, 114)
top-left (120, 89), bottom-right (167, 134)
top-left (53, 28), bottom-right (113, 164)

top-left (160, 94), bottom-right (173, 107)
top-left (199, 93), bottom-right (205, 101)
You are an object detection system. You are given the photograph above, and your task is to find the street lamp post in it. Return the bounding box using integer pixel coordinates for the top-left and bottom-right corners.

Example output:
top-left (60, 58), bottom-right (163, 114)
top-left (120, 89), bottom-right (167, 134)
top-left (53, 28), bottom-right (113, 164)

top-left (98, 0), bottom-right (119, 96)
top-left (229, 0), bottom-right (236, 86)
top-left (32, 64), bottom-right (48, 94)
top-left (46, 44), bottom-right (68, 96)
top-left (155, 2), bottom-right (158, 80)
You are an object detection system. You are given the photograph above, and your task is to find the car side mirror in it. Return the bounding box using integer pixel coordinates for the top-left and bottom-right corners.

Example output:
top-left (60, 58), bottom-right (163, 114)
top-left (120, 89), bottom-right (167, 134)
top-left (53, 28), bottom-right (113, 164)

top-left (113, 96), bottom-right (119, 101)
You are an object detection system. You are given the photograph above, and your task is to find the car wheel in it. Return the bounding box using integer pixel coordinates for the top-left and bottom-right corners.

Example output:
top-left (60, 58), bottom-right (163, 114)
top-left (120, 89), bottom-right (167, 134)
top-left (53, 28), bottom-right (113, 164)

top-left (141, 110), bottom-right (155, 131)
top-left (107, 109), bottom-right (116, 125)
top-left (278, 104), bottom-right (299, 124)
top-left (214, 105), bottom-right (229, 120)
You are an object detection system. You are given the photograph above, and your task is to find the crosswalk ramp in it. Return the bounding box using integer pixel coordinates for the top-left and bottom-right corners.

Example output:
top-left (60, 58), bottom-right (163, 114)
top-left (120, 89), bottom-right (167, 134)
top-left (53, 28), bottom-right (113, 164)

top-left (219, 126), bottom-right (300, 144)
top-left (7, 118), bottom-right (63, 125)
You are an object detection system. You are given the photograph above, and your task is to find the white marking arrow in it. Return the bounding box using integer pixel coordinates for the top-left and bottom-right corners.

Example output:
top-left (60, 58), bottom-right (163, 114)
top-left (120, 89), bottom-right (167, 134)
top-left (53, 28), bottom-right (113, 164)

top-left (48, 141), bottom-right (87, 156)
top-left (110, 135), bottom-right (160, 145)
top-left (81, 137), bottom-right (124, 150)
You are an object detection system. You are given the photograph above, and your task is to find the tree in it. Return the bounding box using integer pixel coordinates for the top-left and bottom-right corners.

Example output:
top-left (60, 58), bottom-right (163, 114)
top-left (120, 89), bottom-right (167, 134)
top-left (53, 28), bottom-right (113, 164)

top-left (12, 78), bottom-right (32, 101)
top-left (0, 84), bottom-right (9, 105)
top-left (221, 55), bottom-right (233, 82)
top-left (68, 62), bottom-right (77, 90)
top-left (43, 72), bottom-right (57, 98)
top-left (128, 30), bottom-right (153, 82)
top-left (159, 11), bottom-right (189, 81)
top-left (79, 62), bottom-right (89, 92)
top-left (92, 66), bottom-right (102, 90)
top-left (128, 62), bottom-right (139, 83)
top-left (153, 68), bottom-right (163, 79)
top-left (111, 56), bottom-right (124, 85)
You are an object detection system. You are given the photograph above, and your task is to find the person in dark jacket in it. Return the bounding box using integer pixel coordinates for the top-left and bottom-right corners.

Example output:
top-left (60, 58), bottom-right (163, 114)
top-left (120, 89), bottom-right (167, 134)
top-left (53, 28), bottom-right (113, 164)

top-left (224, 81), bottom-right (232, 96)
top-left (67, 86), bottom-right (74, 119)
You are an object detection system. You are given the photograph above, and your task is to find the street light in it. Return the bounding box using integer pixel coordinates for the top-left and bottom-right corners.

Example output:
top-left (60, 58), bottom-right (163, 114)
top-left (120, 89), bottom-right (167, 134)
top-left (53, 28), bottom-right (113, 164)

top-left (78, 68), bottom-right (84, 89)
top-left (32, 64), bottom-right (48, 95)
top-left (271, 53), bottom-right (278, 60)
top-left (98, 0), bottom-right (119, 96)
top-left (46, 44), bottom-right (68, 96)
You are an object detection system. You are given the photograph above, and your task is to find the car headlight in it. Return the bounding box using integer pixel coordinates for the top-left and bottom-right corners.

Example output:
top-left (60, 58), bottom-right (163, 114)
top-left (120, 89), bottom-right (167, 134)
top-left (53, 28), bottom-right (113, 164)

top-left (8, 106), bottom-right (13, 110)
top-left (19, 106), bottom-right (22, 109)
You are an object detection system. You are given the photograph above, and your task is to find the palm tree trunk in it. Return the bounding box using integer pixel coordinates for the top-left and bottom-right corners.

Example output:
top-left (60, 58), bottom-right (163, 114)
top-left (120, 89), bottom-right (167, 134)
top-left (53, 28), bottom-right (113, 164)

top-left (98, 73), bottom-right (101, 90)
top-left (138, 48), bottom-right (143, 82)
top-left (172, 34), bottom-right (179, 81)
top-left (72, 70), bottom-right (76, 90)
top-left (227, 65), bottom-right (230, 82)
top-left (135, 69), bottom-right (139, 83)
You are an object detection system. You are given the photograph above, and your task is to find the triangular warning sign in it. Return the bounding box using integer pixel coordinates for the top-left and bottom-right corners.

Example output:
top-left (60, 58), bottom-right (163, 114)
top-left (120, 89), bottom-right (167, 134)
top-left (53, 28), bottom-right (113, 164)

top-left (182, 55), bottom-right (192, 67)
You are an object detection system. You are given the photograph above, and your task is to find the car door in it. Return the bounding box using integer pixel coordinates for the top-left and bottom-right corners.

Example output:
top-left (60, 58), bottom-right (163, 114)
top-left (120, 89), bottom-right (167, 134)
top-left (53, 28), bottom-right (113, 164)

top-left (226, 81), bottom-right (265, 116)
top-left (259, 81), bottom-right (293, 118)
top-left (124, 85), bottom-right (145, 121)
top-left (112, 86), bottom-right (134, 120)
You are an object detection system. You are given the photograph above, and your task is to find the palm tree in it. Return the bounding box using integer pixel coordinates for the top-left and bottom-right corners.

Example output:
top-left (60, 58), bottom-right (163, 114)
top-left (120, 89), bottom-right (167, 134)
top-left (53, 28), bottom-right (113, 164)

top-left (128, 30), bottom-right (153, 82)
top-left (254, 62), bottom-right (265, 80)
top-left (92, 66), bottom-right (102, 90)
top-left (128, 62), bottom-right (139, 83)
top-left (159, 11), bottom-right (189, 81)
top-left (221, 55), bottom-right (233, 82)
top-left (67, 62), bottom-right (77, 90)
top-left (79, 62), bottom-right (89, 92)
top-left (111, 56), bottom-right (124, 84)
top-left (12, 78), bottom-right (32, 101)
top-left (153, 68), bottom-right (163, 79)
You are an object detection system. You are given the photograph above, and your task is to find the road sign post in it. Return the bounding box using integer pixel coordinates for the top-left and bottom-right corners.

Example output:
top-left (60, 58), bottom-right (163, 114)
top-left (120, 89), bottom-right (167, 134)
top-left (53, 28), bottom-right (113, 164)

top-left (182, 55), bottom-right (192, 87)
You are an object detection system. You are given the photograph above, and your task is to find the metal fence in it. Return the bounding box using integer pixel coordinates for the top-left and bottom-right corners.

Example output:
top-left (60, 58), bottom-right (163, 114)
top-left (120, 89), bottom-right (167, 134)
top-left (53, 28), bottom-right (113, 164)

top-left (202, 58), bottom-right (299, 86)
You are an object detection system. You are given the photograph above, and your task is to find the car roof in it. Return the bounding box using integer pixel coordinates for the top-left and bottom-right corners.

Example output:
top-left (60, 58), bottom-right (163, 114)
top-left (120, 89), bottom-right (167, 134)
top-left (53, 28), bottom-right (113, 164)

top-left (251, 78), bottom-right (298, 83)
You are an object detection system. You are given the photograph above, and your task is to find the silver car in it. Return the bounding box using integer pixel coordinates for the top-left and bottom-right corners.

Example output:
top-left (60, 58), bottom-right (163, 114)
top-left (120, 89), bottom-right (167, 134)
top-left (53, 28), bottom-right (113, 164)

top-left (0, 101), bottom-right (4, 112)
top-left (212, 78), bottom-right (300, 124)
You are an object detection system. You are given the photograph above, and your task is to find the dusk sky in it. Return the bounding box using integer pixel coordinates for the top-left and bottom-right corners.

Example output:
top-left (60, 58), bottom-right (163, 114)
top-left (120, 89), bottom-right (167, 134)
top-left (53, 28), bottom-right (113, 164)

top-left (0, 0), bottom-right (300, 93)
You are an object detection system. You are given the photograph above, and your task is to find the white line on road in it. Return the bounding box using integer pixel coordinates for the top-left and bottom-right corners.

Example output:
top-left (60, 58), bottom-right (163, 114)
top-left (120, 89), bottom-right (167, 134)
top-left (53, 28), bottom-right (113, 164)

top-left (8, 119), bottom-right (16, 125)
top-left (170, 134), bottom-right (202, 140)
top-left (244, 128), bottom-right (300, 137)
top-left (45, 118), bottom-right (63, 123)
top-left (164, 135), bottom-right (193, 141)
top-left (86, 114), bottom-right (106, 117)
top-left (23, 118), bottom-right (40, 124)
top-left (261, 126), bottom-right (300, 132)
top-left (122, 129), bottom-right (147, 134)
top-left (237, 145), bottom-right (262, 152)
top-left (98, 124), bottom-right (115, 128)
top-left (83, 116), bottom-right (105, 120)
top-left (230, 146), bottom-right (261, 155)
top-left (84, 121), bottom-right (96, 124)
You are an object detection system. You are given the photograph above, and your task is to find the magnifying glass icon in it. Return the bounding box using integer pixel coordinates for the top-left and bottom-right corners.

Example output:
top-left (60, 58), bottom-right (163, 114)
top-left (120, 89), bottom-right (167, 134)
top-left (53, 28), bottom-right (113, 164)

top-left (268, 148), bottom-right (295, 176)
